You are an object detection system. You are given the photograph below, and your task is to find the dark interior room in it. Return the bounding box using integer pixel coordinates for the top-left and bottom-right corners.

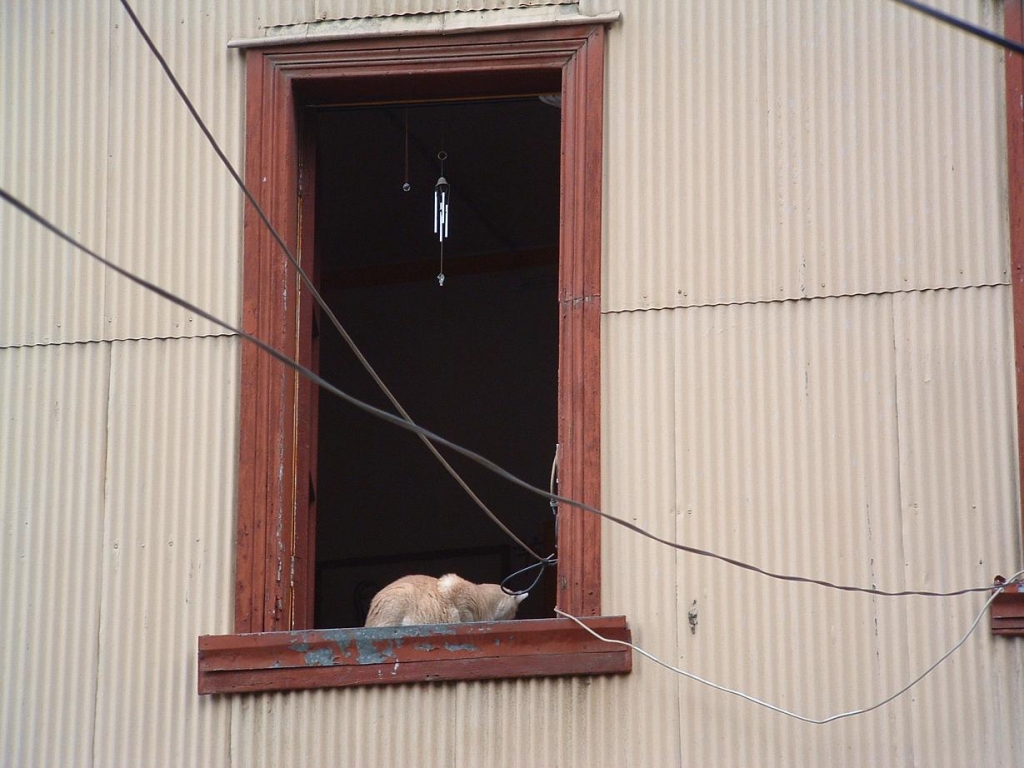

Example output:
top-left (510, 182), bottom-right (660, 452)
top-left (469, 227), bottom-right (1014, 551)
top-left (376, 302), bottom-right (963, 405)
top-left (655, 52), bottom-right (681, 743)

top-left (310, 96), bottom-right (563, 628)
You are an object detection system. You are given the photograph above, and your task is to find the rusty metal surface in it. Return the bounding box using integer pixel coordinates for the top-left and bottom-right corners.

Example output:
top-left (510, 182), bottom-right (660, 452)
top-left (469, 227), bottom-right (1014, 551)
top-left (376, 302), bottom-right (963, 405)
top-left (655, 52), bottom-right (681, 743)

top-left (199, 617), bottom-right (631, 693)
top-left (991, 581), bottom-right (1024, 635)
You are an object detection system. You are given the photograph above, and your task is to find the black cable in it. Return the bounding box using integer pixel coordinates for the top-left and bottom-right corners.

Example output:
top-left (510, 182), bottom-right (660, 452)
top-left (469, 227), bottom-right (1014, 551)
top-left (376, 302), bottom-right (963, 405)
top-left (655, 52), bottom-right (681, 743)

top-left (116, 0), bottom-right (544, 562)
top-left (501, 557), bottom-right (557, 596)
top-left (119, 0), bottom-right (1019, 587)
top-left (1, 184), bottom-right (1001, 599)
top-left (887, 0), bottom-right (1024, 56)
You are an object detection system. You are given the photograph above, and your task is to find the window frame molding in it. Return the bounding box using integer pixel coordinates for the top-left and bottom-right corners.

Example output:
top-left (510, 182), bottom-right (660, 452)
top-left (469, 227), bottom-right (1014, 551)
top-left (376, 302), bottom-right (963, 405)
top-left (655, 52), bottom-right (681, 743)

top-left (200, 23), bottom-right (629, 694)
top-left (993, 0), bottom-right (1024, 636)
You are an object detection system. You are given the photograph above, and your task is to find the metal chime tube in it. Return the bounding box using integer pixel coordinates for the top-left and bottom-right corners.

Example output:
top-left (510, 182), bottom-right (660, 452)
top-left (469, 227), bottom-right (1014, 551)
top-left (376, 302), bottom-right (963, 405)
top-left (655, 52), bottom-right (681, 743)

top-left (434, 151), bottom-right (449, 286)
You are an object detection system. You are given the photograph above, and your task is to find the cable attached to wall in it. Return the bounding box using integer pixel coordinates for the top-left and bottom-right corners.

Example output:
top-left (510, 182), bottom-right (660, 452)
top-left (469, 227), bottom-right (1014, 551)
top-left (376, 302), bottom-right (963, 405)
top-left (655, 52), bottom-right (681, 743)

top-left (17, 0), bottom-right (1021, 600)
top-left (6, 181), bottom-right (1017, 724)
top-left (887, 0), bottom-right (1024, 56)
top-left (2, 182), bottom-right (1013, 601)
top-left (501, 445), bottom-right (561, 596)
top-left (556, 568), bottom-right (1024, 724)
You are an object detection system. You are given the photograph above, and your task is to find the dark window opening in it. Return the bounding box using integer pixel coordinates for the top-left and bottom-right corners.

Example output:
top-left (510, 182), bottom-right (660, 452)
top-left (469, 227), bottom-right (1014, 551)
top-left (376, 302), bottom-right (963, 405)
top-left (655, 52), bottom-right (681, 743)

top-left (310, 98), bottom-right (562, 628)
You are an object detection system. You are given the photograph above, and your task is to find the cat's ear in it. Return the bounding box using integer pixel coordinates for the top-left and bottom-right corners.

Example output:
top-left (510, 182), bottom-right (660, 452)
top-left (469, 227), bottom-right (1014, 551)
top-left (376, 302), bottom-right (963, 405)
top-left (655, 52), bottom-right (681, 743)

top-left (515, 592), bottom-right (528, 604)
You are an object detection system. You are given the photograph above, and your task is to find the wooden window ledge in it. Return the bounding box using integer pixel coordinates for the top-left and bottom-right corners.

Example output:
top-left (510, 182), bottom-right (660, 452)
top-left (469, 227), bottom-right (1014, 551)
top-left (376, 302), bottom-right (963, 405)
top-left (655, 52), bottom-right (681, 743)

top-left (991, 580), bottom-right (1024, 636)
top-left (198, 616), bottom-right (631, 694)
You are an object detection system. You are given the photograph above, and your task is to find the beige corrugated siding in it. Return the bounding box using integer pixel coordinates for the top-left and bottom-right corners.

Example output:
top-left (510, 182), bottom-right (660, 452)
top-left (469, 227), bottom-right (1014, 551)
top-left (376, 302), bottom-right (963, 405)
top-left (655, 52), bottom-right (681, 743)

top-left (595, 0), bottom-right (1009, 312)
top-left (0, 342), bottom-right (110, 767)
top-left (104, 2), bottom-right (247, 342)
top-left (893, 286), bottom-right (1023, 768)
top-left (602, 308), bottom-right (685, 767)
top-left (3, 0), bottom-right (1024, 766)
top-left (91, 335), bottom-right (237, 767)
top-left (0, 1), bottom-right (110, 347)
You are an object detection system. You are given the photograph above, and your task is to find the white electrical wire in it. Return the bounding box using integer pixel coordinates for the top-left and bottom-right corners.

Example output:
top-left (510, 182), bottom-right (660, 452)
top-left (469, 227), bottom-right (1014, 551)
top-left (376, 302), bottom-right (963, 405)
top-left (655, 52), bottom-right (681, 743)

top-left (555, 569), bottom-right (1024, 725)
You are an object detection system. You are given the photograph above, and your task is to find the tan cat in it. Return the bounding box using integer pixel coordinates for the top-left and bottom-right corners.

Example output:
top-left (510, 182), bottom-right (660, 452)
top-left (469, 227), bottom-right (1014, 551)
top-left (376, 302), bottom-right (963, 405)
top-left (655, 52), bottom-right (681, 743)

top-left (364, 573), bottom-right (526, 627)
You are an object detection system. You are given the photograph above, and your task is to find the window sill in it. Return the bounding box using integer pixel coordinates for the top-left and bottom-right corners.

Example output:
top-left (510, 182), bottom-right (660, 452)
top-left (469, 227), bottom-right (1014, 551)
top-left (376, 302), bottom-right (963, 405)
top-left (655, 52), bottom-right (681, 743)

top-left (991, 581), bottom-right (1024, 636)
top-left (198, 616), bottom-right (631, 694)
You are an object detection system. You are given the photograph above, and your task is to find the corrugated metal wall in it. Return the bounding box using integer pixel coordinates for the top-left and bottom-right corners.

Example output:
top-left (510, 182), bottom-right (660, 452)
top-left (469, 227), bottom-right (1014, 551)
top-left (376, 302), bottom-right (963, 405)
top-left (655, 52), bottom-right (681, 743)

top-left (2, 1), bottom-right (1023, 766)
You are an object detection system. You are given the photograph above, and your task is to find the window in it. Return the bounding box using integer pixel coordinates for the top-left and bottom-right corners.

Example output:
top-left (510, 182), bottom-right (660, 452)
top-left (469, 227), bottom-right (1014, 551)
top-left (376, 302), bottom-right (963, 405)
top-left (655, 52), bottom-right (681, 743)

top-left (198, 24), bottom-right (631, 693)
top-left (993, 0), bottom-right (1024, 635)
top-left (311, 96), bottom-right (562, 628)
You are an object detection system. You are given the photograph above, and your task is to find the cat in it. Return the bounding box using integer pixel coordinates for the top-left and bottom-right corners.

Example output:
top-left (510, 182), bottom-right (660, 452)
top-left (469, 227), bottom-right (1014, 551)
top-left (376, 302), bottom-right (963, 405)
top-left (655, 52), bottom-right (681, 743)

top-left (364, 573), bottom-right (527, 627)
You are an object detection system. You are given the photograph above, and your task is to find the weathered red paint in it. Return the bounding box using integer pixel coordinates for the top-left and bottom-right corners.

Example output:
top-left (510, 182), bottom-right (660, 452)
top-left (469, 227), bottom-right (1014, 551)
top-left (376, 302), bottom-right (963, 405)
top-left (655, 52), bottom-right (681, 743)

top-left (1007, 2), bottom-right (1024, 616)
top-left (230, 24), bottom-right (612, 678)
top-left (990, 582), bottom-right (1024, 635)
top-left (199, 616), bottom-right (631, 694)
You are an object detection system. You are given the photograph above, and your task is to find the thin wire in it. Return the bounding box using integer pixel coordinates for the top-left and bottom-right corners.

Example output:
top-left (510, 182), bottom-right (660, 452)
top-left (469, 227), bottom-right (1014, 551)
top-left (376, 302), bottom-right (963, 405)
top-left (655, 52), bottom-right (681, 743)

top-left (115, 0), bottom-right (544, 562)
top-left (556, 569), bottom-right (1024, 724)
top-left (4, 188), bottom-right (1010, 601)
top-left (501, 557), bottom-right (556, 596)
top-left (887, 0), bottom-right (1024, 56)
top-left (115, 0), bottom-right (1015, 593)
top-left (502, 446), bottom-right (561, 596)
top-left (95, 0), bottom-right (1024, 601)
top-left (403, 109), bottom-right (411, 192)
top-left (2, 184), bottom-right (1010, 599)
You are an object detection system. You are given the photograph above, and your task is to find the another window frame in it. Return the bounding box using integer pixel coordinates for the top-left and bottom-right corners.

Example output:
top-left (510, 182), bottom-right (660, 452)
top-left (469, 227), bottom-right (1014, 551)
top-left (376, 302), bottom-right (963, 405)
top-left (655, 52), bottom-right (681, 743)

top-left (199, 23), bottom-right (630, 694)
top-left (993, 0), bottom-right (1024, 635)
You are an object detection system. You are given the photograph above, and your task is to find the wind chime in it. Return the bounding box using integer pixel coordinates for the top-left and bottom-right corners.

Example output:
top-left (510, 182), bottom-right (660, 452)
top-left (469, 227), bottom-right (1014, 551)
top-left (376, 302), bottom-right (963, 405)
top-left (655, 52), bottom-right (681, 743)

top-left (402, 112), bottom-right (452, 287)
top-left (433, 151), bottom-right (450, 286)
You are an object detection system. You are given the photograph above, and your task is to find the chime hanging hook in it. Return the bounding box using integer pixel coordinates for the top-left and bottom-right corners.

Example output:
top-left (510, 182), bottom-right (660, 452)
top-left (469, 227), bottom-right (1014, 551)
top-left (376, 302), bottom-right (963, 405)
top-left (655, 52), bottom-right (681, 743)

top-left (401, 109), bottom-right (411, 192)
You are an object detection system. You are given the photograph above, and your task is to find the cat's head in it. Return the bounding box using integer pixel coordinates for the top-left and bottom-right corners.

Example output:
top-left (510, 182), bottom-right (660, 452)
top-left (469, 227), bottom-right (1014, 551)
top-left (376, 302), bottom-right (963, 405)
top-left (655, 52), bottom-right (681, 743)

top-left (480, 583), bottom-right (528, 621)
top-left (438, 573), bottom-right (527, 622)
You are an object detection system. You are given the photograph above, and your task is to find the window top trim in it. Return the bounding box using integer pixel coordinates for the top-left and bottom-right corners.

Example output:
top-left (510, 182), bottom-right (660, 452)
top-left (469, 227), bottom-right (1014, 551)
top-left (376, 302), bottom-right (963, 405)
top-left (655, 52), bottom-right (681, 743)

top-left (228, 8), bottom-right (620, 50)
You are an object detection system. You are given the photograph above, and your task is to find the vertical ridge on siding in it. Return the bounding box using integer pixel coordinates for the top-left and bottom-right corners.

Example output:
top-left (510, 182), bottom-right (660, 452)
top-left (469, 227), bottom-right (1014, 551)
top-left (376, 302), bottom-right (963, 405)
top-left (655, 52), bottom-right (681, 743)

top-left (669, 294), bottom-right (915, 765)
top-left (0, 343), bottom-right (111, 768)
top-left (0, 1), bottom-right (110, 347)
top-left (893, 286), bottom-right (1024, 768)
top-left (92, 336), bottom-right (236, 768)
top-left (231, 684), bottom-right (458, 766)
top-left (600, 309), bottom-right (681, 767)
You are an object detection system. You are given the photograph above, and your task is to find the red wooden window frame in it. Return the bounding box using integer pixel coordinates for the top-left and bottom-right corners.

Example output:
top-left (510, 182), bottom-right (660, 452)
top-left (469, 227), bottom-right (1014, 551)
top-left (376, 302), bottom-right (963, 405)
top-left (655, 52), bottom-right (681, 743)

top-left (199, 24), bottom-right (630, 694)
top-left (993, 0), bottom-right (1024, 635)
